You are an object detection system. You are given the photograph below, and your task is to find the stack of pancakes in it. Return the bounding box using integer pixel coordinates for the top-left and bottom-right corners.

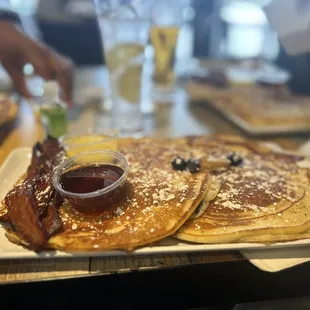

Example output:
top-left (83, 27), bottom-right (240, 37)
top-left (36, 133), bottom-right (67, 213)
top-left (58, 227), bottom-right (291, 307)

top-left (177, 136), bottom-right (310, 243)
top-left (1, 135), bottom-right (310, 252)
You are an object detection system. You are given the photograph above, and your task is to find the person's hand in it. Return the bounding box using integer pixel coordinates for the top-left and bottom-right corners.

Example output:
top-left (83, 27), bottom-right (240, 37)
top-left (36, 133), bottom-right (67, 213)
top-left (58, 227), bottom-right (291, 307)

top-left (0, 21), bottom-right (73, 105)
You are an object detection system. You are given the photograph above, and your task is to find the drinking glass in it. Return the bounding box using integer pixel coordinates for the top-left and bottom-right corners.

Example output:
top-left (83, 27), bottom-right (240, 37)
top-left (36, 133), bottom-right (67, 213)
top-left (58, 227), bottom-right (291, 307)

top-left (95, 2), bottom-right (150, 136)
top-left (150, 0), bottom-right (185, 97)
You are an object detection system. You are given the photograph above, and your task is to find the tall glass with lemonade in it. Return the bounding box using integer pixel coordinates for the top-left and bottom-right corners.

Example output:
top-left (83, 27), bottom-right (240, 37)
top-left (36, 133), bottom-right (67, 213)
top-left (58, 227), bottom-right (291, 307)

top-left (96, 8), bottom-right (150, 136)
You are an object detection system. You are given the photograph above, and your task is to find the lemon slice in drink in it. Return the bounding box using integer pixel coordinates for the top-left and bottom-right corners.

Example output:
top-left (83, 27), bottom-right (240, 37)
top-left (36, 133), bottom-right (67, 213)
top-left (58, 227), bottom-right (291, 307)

top-left (105, 43), bottom-right (144, 72)
top-left (118, 64), bottom-right (142, 103)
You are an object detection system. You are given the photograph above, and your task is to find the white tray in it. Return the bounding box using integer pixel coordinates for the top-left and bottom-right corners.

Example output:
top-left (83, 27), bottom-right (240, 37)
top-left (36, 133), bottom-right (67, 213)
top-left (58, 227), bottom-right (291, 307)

top-left (186, 81), bottom-right (310, 135)
top-left (1, 148), bottom-right (310, 260)
top-left (211, 104), bottom-right (310, 135)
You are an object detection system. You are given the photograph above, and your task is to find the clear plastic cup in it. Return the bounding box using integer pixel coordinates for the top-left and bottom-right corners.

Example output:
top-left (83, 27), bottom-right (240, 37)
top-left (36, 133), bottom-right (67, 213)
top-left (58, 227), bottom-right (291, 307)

top-left (52, 150), bottom-right (129, 214)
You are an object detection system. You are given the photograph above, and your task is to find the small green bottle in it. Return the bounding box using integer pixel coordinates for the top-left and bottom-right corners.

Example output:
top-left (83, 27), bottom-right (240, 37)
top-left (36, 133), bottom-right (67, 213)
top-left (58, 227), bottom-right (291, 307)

top-left (40, 81), bottom-right (68, 139)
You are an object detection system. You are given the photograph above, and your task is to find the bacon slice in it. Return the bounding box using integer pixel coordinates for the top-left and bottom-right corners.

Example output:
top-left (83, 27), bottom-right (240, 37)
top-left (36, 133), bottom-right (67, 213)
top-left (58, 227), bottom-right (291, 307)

top-left (27, 142), bottom-right (44, 179)
top-left (5, 184), bottom-right (47, 250)
top-left (41, 191), bottom-right (63, 236)
top-left (1, 136), bottom-right (65, 250)
top-left (0, 212), bottom-right (8, 222)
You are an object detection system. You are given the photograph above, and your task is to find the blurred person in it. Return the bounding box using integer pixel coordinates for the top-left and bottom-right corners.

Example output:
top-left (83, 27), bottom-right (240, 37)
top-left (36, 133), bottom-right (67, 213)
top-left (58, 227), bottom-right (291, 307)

top-left (0, 7), bottom-right (73, 104)
top-left (265, 0), bottom-right (310, 95)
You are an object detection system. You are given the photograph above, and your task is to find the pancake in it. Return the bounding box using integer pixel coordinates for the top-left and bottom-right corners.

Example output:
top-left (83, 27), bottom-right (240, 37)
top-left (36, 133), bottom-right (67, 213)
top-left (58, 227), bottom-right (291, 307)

top-left (190, 176), bottom-right (221, 219)
top-left (2, 138), bottom-right (211, 252)
top-left (177, 136), bottom-right (310, 243)
top-left (239, 230), bottom-right (310, 243)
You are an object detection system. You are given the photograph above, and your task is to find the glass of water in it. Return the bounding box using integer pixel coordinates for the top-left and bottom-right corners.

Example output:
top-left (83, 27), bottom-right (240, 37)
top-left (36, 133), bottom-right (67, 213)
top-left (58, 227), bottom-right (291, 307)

top-left (95, 3), bottom-right (150, 136)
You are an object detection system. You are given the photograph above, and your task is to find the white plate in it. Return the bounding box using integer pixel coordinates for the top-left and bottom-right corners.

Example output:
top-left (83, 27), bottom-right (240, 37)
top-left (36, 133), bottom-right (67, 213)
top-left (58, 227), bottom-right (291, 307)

top-left (186, 81), bottom-right (310, 135)
top-left (215, 107), bottom-right (310, 135)
top-left (208, 99), bottom-right (310, 135)
top-left (1, 148), bottom-right (310, 260)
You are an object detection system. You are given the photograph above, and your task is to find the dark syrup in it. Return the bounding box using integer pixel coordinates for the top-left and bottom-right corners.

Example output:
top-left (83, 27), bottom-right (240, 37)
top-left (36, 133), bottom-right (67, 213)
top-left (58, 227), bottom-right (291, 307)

top-left (60, 164), bottom-right (125, 214)
top-left (60, 164), bottom-right (124, 193)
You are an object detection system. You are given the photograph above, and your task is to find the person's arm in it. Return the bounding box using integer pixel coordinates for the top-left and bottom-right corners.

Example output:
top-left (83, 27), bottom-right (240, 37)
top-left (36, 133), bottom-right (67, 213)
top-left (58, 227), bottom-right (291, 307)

top-left (0, 9), bottom-right (21, 24)
top-left (0, 11), bottom-right (73, 104)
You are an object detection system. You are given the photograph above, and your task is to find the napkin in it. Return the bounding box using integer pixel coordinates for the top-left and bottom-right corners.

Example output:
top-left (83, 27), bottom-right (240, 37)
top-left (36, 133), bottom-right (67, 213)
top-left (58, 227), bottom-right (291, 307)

top-left (241, 246), bottom-right (310, 272)
top-left (240, 141), bottom-right (310, 272)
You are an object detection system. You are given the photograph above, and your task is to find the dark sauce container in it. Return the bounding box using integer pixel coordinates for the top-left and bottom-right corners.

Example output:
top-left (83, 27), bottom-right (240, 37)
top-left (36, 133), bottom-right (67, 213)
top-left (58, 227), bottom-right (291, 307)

top-left (52, 150), bottom-right (129, 214)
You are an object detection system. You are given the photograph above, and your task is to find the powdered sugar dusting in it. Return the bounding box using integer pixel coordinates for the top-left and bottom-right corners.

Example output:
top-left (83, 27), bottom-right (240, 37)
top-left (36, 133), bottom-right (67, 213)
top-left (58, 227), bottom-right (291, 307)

top-left (211, 153), bottom-right (303, 213)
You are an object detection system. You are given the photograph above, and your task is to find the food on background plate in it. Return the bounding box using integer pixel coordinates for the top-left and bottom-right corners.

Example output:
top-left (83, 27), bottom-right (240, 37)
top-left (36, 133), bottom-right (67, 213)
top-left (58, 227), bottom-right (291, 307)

top-left (0, 135), bottom-right (310, 253)
top-left (0, 94), bottom-right (17, 126)
top-left (191, 70), bottom-right (229, 89)
top-left (186, 75), bottom-right (310, 132)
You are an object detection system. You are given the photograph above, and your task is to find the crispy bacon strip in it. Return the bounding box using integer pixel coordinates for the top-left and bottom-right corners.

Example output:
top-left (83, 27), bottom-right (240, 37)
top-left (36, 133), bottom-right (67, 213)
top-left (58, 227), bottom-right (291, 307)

top-left (41, 191), bottom-right (64, 236)
top-left (27, 142), bottom-right (44, 179)
top-left (0, 212), bottom-right (8, 222)
top-left (5, 184), bottom-right (47, 250)
top-left (1, 136), bottom-right (65, 250)
top-left (27, 136), bottom-right (63, 179)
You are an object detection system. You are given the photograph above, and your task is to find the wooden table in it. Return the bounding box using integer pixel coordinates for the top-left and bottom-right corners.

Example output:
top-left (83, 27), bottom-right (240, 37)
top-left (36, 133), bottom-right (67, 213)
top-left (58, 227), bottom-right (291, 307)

top-left (0, 67), bottom-right (309, 308)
